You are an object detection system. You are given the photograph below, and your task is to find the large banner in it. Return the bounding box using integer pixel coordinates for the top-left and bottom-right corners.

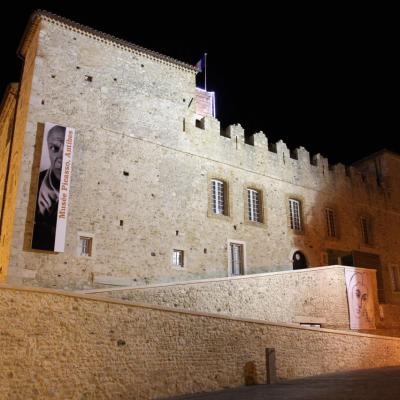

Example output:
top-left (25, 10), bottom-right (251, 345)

top-left (345, 269), bottom-right (376, 329)
top-left (32, 122), bottom-right (75, 252)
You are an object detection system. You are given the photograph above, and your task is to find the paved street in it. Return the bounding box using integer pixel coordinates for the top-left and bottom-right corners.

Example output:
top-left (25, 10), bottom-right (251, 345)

top-left (168, 366), bottom-right (400, 400)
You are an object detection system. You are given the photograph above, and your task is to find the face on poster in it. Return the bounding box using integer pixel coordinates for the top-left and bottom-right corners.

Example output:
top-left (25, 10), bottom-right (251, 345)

top-left (32, 122), bottom-right (75, 252)
top-left (345, 269), bottom-right (376, 330)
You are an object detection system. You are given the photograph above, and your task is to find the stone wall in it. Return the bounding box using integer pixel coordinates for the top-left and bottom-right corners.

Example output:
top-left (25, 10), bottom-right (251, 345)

top-left (1, 286), bottom-right (400, 399)
top-left (90, 266), bottom-right (351, 329)
top-left (0, 18), bottom-right (40, 283)
top-left (380, 304), bottom-right (400, 328)
top-left (0, 84), bottom-right (18, 283)
top-left (5, 13), bottom-right (400, 306)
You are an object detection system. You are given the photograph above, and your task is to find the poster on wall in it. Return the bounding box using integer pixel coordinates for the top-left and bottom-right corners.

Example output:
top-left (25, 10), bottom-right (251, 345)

top-left (345, 269), bottom-right (376, 329)
top-left (32, 122), bottom-right (75, 252)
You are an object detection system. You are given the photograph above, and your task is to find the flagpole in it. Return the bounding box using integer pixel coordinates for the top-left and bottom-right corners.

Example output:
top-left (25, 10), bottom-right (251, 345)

top-left (204, 53), bottom-right (207, 91)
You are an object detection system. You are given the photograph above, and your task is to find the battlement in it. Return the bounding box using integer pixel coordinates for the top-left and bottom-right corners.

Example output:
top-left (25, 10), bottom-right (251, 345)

top-left (188, 113), bottom-right (386, 198)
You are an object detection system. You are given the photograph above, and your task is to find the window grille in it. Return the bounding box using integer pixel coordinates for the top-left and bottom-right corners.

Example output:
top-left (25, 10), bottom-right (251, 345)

top-left (247, 189), bottom-right (261, 222)
top-left (212, 179), bottom-right (225, 215)
top-left (289, 199), bottom-right (302, 231)
top-left (172, 249), bottom-right (184, 267)
top-left (325, 208), bottom-right (337, 237)
top-left (80, 236), bottom-right (92, 256)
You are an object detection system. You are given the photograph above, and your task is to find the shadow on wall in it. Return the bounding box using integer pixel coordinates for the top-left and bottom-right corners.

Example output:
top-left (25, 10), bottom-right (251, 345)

top-left (244, 361), bottom-right (258, 385)
top-left (288, 156), bottom-right (386, 323)
top-left (289, 159), bottom-right (383, 272)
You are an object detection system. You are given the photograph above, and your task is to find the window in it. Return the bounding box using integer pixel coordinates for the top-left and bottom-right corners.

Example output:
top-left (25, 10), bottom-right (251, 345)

top-left (79, 236), bottom-right (92, 257)
top-left (389, 265), bottom-right (400, 292)
top-left (212, 179), bottom-right (226, 215)
top-left (247, 189), bottom-right (261, 222)
top-left (289, 199), bottom-right (302, 231)
top-left (360, 216), bottom-right (371, 245)
top-left (325, 208), bottom-right (337, 237)
top-left (172, 249), bottom-right (184, 268)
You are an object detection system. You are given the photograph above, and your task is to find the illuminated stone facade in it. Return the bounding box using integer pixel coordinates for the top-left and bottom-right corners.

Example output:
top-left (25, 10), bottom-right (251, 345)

top-left (2, 285), bottom-right (400, 398)
top-left (1, 12), bottom-right (400, 306)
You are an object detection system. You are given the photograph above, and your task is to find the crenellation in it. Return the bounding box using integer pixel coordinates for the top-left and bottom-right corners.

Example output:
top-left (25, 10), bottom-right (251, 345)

top-left (276, 139), bottom-right (290, 164)
top-left (289, 148), bottom-right (298, 160)
top-left (185, 113), bottom-right (386, 198)
top-left (310, 153), bottom-right (318, 166)
top-left (252, 131), bottom-right (268, 147)
top-left (310, 153), bottom-right (328, 175)
top-left (320, 154), bottom-right (330, 175)
top-left (267, 140), bottom-right (278, 153)
top-left (229, 123), bottom-right (245, 139)
top-left (244, 134), bottom-right (254, 146)
top-left (296, 146), bottom-right (310, 164)
top-left (220, 126), bottom-right (231, 138)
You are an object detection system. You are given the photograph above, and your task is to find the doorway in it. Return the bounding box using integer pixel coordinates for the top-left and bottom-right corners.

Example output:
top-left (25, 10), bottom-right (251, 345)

top-left (230, 242), bottom-right (244, 276)
top-left (293, 251), bottom-right (307, 270)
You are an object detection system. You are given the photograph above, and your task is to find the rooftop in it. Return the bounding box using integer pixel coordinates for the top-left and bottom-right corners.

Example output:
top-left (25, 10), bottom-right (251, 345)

top-left (18, 10), bottom-right (198, 72)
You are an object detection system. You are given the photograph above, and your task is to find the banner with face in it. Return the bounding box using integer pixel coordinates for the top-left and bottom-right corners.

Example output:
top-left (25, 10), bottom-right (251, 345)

top-left (32, 122), bottom-right (75, 252)
top-left (345, 269), bottom-right (376, 329)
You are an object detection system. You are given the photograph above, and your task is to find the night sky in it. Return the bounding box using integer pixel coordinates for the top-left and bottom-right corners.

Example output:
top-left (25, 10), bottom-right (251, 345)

top-left (2, 2), bottom-right (398, 165)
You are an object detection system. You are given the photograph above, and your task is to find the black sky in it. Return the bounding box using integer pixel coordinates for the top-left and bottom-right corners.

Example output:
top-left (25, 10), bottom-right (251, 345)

top-left (1, 2), bottom-right (398, 165)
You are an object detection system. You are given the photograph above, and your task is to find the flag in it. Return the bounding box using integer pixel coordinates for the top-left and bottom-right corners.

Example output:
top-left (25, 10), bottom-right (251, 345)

top-left (196, 55), bottom-right (206, 73)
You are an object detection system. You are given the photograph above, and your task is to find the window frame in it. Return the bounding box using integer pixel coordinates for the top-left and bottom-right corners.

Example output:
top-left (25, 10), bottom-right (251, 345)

top-left (208, 176), bottom-right (231, 221)
top-left (360, 215), bottom-right (373, 245)
top-left (288, 198), bottom-right (303, 232)
top-left (247, 188), bottom-right (261, 222)
top-left (212, 179), bottom-right (225, 215)
top-left (172, 249), bottom-right (184, 269)
top-left (325, 207), bottom-right (338, 238)
top-left (227, 239), bottom-right (246, 277)
top-left (244, 185), bottom-right (266, 227)
top-left (77, 232), bottom-right (95, 258)
top-left (79, 236), bottom-right (93, 257)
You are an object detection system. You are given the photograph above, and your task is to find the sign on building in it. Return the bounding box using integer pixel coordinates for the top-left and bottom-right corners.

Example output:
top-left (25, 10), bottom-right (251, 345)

top-left (32, 122), bottom-right (75, 252)
top-left (345, 268), bottom-right (376, 329)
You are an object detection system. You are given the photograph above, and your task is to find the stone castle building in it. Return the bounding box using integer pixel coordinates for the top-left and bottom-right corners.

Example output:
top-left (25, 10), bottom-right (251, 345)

top-left (1, 10), bottom-right (400, 306)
